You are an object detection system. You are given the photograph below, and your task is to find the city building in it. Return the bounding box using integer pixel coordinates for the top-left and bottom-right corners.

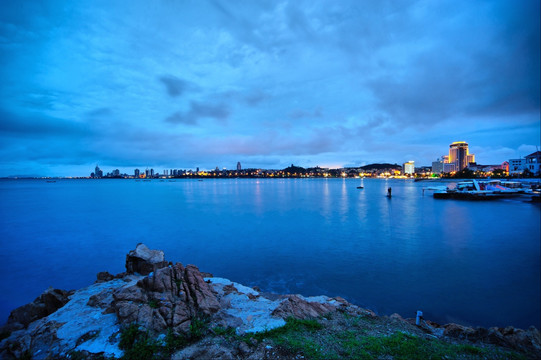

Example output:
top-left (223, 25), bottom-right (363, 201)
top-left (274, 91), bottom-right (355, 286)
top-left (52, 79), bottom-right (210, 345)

top-left (403, 161), bottom-right (415, 175)
top-left (448, 141), bottom-right (475, 171)
top-left (431, 158), bottom-right (444, 174)
top-left (237, 162), bottom-right (241, 171)
top-left (507, 151), bottom-right (540, 176)
top-left (135, 169), bottom-right (140, 178)
top-left (508, 158), bottom-right (525, 175)
top-left (93, 165), bottom-right (103, 178)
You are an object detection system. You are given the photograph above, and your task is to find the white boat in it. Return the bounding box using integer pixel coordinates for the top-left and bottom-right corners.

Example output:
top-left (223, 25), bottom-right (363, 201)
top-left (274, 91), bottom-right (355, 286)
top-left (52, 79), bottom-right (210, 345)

top-left (433, 180), bottom-right (502, 200)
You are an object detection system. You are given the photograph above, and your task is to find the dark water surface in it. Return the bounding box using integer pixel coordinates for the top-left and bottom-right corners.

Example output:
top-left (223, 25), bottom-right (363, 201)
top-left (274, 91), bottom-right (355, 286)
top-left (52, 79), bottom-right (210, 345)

top-left (1, 178), bottom-right (539, 329)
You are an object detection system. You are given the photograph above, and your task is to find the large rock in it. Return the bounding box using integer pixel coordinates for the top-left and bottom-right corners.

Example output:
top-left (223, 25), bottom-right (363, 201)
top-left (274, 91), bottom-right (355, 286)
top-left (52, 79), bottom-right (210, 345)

top-left (113, 263), bottom-right (220, 334)
top-left (6, 288), bottom-right (72, 329)
top-left (125, 243), bottom-right (168, 275)
top-left (271, 295), bottom-right (335, 320)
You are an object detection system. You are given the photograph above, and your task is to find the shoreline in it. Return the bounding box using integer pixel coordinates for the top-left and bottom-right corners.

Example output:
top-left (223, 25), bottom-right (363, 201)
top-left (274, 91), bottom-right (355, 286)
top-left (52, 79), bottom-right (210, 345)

top-left (1, 244), bottom-right (539, 359)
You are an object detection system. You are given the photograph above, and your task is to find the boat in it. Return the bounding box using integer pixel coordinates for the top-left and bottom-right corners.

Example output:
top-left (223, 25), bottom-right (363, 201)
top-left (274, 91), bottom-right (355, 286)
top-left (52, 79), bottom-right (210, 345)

top-left (433, 180), bottom-right (502, 200)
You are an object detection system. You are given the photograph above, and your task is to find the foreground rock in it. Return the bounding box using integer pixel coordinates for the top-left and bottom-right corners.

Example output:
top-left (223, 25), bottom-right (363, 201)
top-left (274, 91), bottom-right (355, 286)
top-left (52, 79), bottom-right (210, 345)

top-left (125, 243), bottom-right (168, 275)
top-left (1, 244), bottom-right (539, 359)
top-left (5, 288), bottom-right (73, 331)
top-left (113, 263), bottom-right (220, 334)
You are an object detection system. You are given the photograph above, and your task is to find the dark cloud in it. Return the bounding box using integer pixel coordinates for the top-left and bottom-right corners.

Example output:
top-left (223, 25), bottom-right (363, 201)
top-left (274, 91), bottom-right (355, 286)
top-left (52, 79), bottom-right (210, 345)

top-left (289, 108), bottom-right (322, 119)
top-left (86, 107), bottom-right (112, 118)
top-left (243, 91), bottom-right (268, 106)
top-left (165, 101), bottom-right (230, 125)
top-left (158, 75), bottom-right (196, 97)
top-left (0, 109), bottom-right (91, 138)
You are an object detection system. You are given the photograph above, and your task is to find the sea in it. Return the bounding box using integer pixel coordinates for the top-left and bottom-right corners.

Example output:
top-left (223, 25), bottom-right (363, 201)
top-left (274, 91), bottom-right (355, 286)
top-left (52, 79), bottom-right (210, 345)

top-left (0, 178), bottom-right (539, 329)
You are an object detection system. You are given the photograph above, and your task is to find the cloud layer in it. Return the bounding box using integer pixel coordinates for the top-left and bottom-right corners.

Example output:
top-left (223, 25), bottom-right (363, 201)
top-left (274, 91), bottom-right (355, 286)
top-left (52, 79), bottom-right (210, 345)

top-left (0, 0), bottom-right (539, 176)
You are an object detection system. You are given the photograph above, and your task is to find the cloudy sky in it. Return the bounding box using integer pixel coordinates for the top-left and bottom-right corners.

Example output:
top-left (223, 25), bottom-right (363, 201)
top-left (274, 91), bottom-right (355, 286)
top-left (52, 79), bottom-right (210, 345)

top-left (0, 0), bottom-right (539, 176)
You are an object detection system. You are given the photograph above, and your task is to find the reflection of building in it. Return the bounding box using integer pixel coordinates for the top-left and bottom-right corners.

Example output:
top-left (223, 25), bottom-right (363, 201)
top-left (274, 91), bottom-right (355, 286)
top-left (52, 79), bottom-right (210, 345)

top-left (448, 141), bottom-right (475, 171)
top-left (403, 161), bottom-right (415, 175)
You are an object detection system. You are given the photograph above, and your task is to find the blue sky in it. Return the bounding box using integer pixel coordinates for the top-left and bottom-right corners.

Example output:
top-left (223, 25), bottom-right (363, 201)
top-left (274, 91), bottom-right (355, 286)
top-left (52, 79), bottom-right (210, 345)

top-left (0, 0), bottom-right (539, 176)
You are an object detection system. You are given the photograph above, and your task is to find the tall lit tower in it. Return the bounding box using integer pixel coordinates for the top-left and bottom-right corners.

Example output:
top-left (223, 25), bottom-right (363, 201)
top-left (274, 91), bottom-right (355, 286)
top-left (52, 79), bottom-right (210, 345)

top-left (449, 141), bottom-right (475, 171)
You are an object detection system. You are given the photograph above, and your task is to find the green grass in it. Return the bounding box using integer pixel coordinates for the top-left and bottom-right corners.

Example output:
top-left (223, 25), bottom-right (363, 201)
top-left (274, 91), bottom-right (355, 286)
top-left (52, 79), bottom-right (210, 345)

top-left (244, 317), bottom-right (527, 360)
top-left (189, 313), bottom-right (210, 339)
top-left (118, 315), bottom-right (210, 359)
top-left (119, 324), bottom-right (159, 360)
top-left (147, 299), bottom-right (159, 309)
top-left (115, 315), bottom-right (528, 360)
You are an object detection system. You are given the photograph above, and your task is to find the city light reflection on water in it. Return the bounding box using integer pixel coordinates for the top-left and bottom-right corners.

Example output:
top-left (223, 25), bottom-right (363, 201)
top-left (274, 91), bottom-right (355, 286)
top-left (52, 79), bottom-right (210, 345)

top-left (0, 178), bottom-right (539, 329)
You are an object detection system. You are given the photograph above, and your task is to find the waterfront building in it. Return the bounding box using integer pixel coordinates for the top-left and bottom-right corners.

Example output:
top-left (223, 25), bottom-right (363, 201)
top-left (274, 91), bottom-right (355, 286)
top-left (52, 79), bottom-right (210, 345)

top-left (237, 162), bottom-right (241, 171)
top-left (508, 158), bottom-right (526, 175)
top-left (150, 169), bottom-right (154, 177)
top-left (431, 158), bottom-right (444, 174)
top-left (443, 163), bottom-right (456, 173)
top-left (522, 151), bottom-right (541, 175)
top-left (403, 161), bottom-right (415, 175)
top-left (135, 169), bottom-right (140, 178)
top-left (93, 165), bottom-right (103, 178)
top-left (448, 141), bottom-right (475, 171)
top-left (526, 151), bottom-right (541, 175)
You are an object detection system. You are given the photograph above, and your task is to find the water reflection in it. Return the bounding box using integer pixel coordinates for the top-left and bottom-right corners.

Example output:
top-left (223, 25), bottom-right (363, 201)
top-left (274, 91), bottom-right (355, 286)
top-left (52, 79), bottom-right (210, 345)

top-left (0, 178), bottom-right (539, 329)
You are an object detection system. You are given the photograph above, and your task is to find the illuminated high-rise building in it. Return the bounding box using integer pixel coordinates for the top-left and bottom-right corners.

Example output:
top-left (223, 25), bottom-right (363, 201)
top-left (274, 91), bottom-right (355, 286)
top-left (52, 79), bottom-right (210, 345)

top-left (448, 141), bottom-right (475, 171)
top-left (403, 161), bottom-right (415, 175)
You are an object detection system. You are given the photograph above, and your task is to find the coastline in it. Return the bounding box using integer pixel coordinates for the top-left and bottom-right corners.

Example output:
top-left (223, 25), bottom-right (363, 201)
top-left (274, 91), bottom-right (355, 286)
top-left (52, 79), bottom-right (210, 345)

top-left (1, 244), bottom-right (539, 359)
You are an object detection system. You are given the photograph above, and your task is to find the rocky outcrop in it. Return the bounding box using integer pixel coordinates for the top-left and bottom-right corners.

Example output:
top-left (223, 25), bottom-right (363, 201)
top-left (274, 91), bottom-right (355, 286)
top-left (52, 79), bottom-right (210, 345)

top-left (125, 243), bottom-right (168, 275)
top-left (113, 263), bottom-right (220, 334)
top-left (271, 295), bottom-right (336, 319)
top-left (1, 244), bottom-right (539, 359)
top-left (95, 271), bottom-right (115, 283)
top-left (443, 323), bottom-right (541, 356)
top-left (6, 288), bottom-right (72, 330)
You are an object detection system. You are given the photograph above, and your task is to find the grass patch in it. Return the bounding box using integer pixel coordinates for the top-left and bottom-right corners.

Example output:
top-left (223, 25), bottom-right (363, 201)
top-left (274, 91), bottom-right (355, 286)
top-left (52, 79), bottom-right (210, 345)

top-left (247, 316), bottom-right (527, 360)
top-left (118, 316), bottom-right (209, 359)
top-left (163, 328), bottom-right (190, 355)
top-left (119, 324), bottom-right (159, 360)
top-left (189, 313), bottom-right (210, 339)
top-left (213, 326), bottom-right (237, 337)
top-left (148, 299), bottom-right (159, 309)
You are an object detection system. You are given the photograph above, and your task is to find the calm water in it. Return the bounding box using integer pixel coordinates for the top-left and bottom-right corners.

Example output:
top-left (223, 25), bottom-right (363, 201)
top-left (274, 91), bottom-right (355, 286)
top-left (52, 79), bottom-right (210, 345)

top-left (0, 178), bottom-right (539, 329)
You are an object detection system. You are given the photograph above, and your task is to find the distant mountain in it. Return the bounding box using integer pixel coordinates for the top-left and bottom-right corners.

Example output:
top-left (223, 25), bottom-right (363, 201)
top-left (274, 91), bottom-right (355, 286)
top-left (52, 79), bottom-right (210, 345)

top-left (360, 163), bottom-right (402, 170)
top-left (282, 165), bottom-right (307, 173)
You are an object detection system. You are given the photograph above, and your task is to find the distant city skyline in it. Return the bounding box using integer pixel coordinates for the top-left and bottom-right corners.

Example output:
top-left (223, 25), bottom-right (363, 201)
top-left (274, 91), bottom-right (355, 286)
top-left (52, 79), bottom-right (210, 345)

top-left (0, 0), bottom-right (539, 177)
